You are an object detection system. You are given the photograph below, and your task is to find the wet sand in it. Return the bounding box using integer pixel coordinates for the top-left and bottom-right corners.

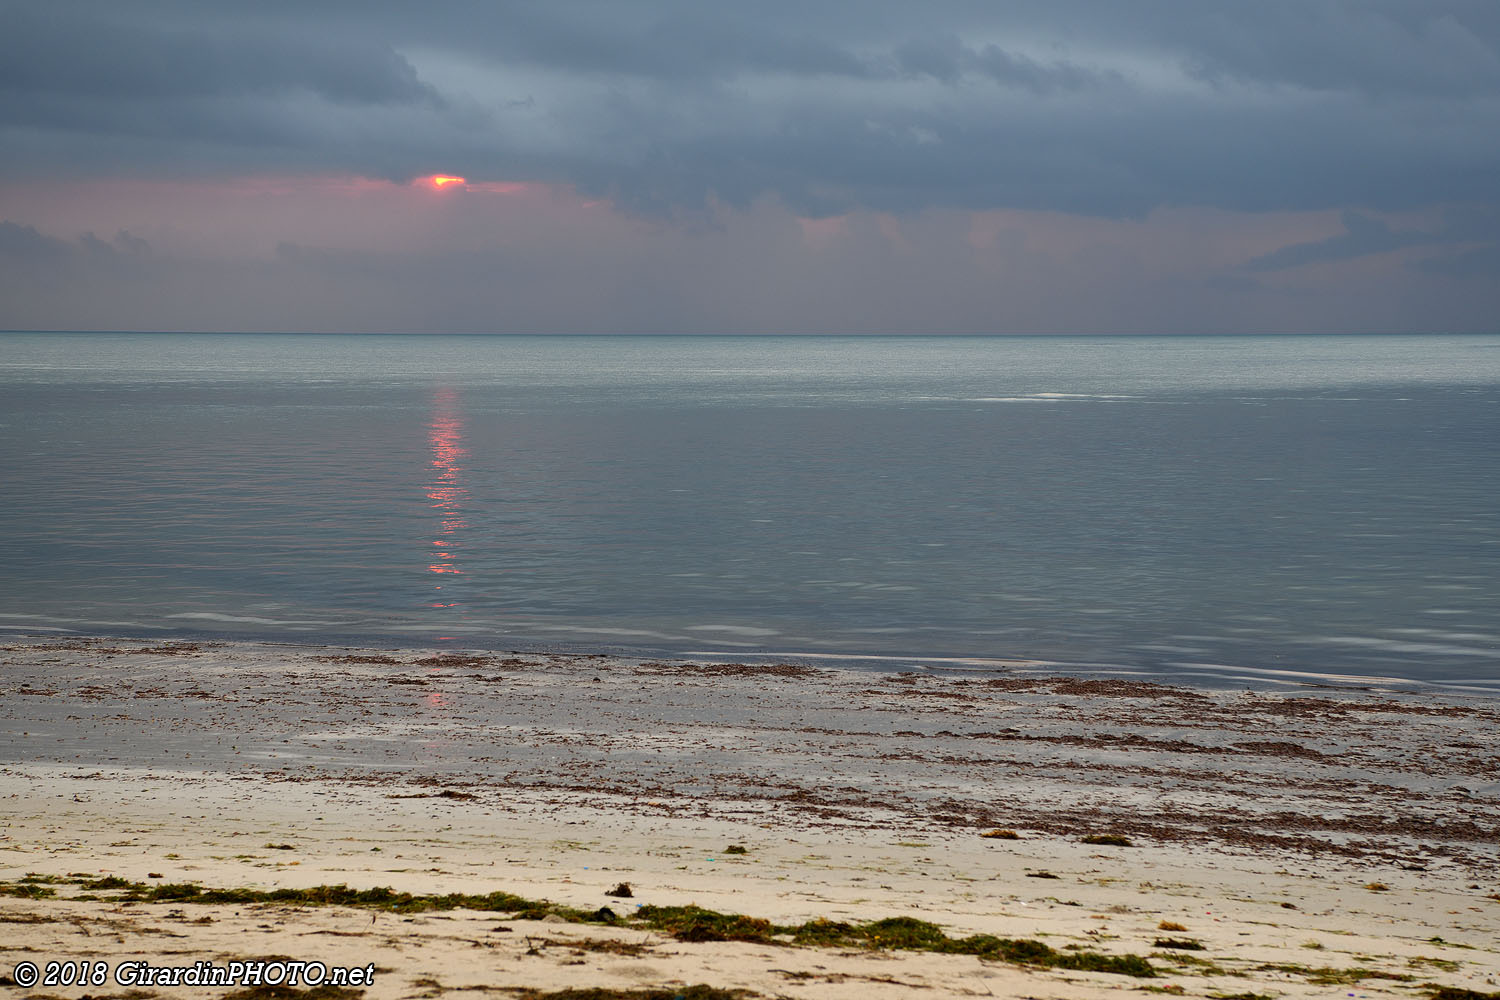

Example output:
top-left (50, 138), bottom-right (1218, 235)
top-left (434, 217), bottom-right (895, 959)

top-left (2, 635), bottom-right (1498, 998)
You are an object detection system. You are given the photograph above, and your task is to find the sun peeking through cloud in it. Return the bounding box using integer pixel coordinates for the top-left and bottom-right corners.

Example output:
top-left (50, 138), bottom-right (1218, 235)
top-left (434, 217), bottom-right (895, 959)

top-left (428, 174), bottom-right (466, 189)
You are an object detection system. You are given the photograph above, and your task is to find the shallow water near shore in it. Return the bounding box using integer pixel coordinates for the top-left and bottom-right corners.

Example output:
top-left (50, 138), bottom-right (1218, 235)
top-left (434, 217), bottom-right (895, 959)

top-left (2, 332), bottom-right (1498, 687)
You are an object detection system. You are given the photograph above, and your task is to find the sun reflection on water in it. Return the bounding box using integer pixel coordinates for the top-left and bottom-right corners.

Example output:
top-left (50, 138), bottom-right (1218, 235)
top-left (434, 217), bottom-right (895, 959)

top-left (425, 387), bottom-right (468, 585)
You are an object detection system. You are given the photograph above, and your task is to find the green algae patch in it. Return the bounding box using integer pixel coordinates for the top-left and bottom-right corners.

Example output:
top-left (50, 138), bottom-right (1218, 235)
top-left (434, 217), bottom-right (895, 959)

top-left (1255, 962), bottom-right (1414, 986)
top-left (1154, 937), bottom-right (1205, 950)
top-left (34, 877), bottom-right (595, 922)
top-left (635, 905), bottom-right (776, 943)
top-left (1, 877), bottom-right (1156, 978)
top-left (779, 915), bottom-right (1156, 977)
top-left (0, 883), bottom-right (56, 899)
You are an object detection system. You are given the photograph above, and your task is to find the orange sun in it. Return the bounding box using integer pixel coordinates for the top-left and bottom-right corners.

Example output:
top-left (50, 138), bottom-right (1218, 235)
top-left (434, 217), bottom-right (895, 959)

top-left (429, 174), bottom-right (466, 189)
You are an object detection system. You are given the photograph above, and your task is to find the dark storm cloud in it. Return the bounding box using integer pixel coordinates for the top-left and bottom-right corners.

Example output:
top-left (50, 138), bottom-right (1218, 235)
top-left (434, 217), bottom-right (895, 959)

top-left (1247, 211), bottom-right (1438, 270)
top-left (1417, 244), bottom-right (1500, 277)
top-left (1245, 205), bottom-right (1500, 273)
top-left (2, 1), bottom-right (1498, 218)
top-left (0, 8), bottom-right (436, 105)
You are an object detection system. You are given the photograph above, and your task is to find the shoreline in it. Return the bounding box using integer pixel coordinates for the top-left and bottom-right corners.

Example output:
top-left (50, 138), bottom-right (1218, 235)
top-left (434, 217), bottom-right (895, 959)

top-left (2, 634), bottom-right (1497, 997)
top-left (4, 622), bottom-right (1498, 696)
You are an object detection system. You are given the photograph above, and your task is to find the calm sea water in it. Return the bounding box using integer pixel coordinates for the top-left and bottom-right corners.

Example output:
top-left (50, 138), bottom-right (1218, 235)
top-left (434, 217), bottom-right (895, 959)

top-left (2, 333), bottom-right (1498, 688)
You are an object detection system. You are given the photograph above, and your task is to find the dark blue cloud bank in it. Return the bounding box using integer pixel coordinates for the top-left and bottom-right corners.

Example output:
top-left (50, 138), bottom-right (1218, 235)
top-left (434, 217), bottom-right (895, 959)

top-left (4, 1), bottom-right (1497, 215)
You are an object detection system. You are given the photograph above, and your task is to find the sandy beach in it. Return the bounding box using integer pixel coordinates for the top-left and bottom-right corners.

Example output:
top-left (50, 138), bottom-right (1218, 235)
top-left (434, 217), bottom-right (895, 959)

top-left (2, 636), bottom-right (1497, 999)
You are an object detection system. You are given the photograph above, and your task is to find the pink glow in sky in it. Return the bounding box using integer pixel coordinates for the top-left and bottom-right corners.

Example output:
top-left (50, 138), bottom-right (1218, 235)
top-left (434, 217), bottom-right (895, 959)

top-left (1, 169), bottom-right (1486, 335)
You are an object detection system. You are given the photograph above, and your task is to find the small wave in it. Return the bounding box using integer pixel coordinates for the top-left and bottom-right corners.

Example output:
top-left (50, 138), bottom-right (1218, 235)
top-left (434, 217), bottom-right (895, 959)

top-left (0, 612), bottom-right (166, 630)
top-left (751, 651), bottom-right (1052, 669)
top-left (1388, 627), bottom-right (1500, 643)
top-left (685, 625), bottom-right (781, 636)
top-left (166, 612), bottom-right (342, 626)
top-left (1166, 660), bottom-right (1426, 687)
top-left (1311, 635), bottom-right (1500, 658)
top-left (530, 624), bottom-right (685, 639)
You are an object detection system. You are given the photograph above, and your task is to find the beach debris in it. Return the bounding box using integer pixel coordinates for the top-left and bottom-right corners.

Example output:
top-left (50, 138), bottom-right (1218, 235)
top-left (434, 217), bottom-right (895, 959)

top-left (724, 844), bottom-right (748, 855)
top-left (1025, 870), bottom-right (1060, 879)
top-left (980, 828), bottom-right (1020, 839)
top-left (147, 872), bottom-right (164, 879)
top-left (1154, 937), bottom-right (1205, 950)
top-left (635, 660), bottom-right (820, 678)
top-left (315, 653), bottom-right (401, 664)
top-left (1424, 989), bottom-right (1500, 1000)
top-left (413, 653), bottom-right (495, 668)
top-left (1365, 881), bottom-right (1391, 891)
top-left (1083, 834), bottom-right (1134, 847)
top-left (605, 882), bottom-right (634, 898)
top-left (265, 843), bottom-right (296, 850)
top-left (1158, 920), bottom-right (1188, 932)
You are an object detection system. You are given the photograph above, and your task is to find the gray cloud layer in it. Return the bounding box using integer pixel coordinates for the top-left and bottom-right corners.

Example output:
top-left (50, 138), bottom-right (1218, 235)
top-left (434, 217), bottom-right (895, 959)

top-left (4, 1), bottom-right (1499, 219)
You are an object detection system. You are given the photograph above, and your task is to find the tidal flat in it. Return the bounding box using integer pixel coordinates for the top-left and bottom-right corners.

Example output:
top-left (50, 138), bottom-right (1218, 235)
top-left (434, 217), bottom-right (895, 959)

top-left (1, 636), bottom-right (1497, 998)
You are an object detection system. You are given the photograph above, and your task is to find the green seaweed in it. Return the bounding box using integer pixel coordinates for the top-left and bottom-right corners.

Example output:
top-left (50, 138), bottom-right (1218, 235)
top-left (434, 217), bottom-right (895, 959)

top-left (1256, 962), bottom-right (1414, 986)
top-left (635, 905), bottom-right (776, 943)
top-left (1154, 937), bottom-right (1205, 950)
top-left (0, 877), bottom-right (1156, 978)
top-left (77, 879), bottom-right (594, 920)
top-left (779, 915), bottom-right (1156, 977)
top-left (1155, 952), bottom-right (1230, 976)
top-left (0, 883), bottom-right (55, 899)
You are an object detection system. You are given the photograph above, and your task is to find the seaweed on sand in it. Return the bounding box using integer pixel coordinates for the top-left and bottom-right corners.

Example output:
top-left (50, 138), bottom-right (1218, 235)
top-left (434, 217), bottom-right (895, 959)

top-left (7, 878), bottom-right (1157, 978)
top-left (642, 909), bottom-right (1158, 977)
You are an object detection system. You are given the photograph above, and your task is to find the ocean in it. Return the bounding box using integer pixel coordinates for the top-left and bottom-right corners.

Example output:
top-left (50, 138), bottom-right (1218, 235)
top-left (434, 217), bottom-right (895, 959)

top-left (2, 332), bottom-right (1497, 689)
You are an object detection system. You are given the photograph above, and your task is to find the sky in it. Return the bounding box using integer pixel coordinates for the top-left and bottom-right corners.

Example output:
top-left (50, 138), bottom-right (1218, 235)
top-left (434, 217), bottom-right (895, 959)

top-left (2, 0), bottom-right (1498, 334)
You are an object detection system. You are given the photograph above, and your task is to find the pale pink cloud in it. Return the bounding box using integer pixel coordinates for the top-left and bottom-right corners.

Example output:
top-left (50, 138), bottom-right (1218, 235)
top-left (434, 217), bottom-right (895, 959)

top-left (1, 172), bottom-right (1495, 334)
